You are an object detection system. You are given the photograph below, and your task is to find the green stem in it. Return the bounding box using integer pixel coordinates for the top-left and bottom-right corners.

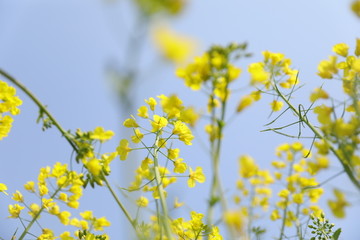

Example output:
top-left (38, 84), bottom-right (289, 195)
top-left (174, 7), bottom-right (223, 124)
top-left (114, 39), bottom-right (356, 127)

top-left (103, 177), bottom-right (136, 230)
top-left (274, 83), bottom-right (360, 191)
top-left (206, 84), bottom-right (233, 238)
top-left (153, 134), bottom-right (173, 240)
top-left (0, 68), bottom-right (78, 152)
top-left (278, 155), bottom-right (295, 240)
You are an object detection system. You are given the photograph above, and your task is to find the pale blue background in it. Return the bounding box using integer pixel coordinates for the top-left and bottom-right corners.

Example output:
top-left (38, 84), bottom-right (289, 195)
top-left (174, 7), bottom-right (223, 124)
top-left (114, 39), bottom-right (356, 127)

top-left (0, 0), bottom-right (359, 239)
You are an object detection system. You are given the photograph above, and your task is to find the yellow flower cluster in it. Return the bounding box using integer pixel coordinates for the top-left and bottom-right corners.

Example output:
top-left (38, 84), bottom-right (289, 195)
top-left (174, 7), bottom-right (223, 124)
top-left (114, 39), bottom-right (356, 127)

top-left (8, 163), bottom-right (84, 218)
top-left (230, 155), bottom-right (273, 237)
top-left (0, 80), bottom-right (22, 140)
top-left (72, 127), bottom-right (116, 186)
top-left (176, 43), bottom-right (245, 106)
top-left (271, 142), bottom-right (325, 228)
top-left (152, 24), bottom-right (197, 64)
top-left (237, 51), bottom-right (299, 113)
top-left (317, 40), bottom-right (360, 95)
top-left (119, 94), bottom-right (204, 200)
top-left (7, 162), bottom-right (111, 239)
top-left (314, 41), bottom-right (360, 183)
top-left (144, 211), bottom-right (222, 239)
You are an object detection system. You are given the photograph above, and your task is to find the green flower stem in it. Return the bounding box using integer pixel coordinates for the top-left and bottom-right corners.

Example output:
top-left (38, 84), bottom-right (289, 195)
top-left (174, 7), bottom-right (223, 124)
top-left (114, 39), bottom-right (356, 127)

top-left (278, 159), bottom-right (294, 240)
top-left (153, 134), bottom-right (173, 240)
top-left (103, 177), bottom-right (137, 231)
top-left (0, 68), bottom-right (78, 153)
top-left (206, 87), bottom-right (233, 239)
top-left (273, 83), bottom-right (360, 191)
top-left (18, 187), bottom-right (62, 240)
top-left (1, 69), bottom-right (137, 234)
top-left (295, 204), bottom-right (303, 240)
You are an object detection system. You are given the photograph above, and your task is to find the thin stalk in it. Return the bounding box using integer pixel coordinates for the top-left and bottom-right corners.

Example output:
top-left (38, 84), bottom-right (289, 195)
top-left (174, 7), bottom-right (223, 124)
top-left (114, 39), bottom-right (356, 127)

top-left (295, 204), bottom-right (303, 240)
top-left (278, 157), bottom-right (295, 240)
top-left (273, 83), bottom-right (360, 191)
top-left (0, 69), bottom-right (77, 152)
top-left (206, 82), bottom-right (233, 238)
top-left (103, 177), bottom-right (136, 230)
top-left (153, 134), bottom-right (173, 240)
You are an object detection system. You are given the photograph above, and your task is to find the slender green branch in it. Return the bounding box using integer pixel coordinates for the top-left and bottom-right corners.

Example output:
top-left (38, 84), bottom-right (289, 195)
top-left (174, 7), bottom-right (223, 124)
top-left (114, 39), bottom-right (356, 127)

top-left (0, 68), bottom-right (78, 152)
top-left (153, 134), bottom-right (173, 240)
top-left (103, 177), bottom-right (136, 230)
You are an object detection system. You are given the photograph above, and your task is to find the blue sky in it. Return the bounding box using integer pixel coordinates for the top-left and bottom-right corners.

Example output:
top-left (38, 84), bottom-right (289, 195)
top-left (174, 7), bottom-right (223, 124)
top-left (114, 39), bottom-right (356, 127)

top-left (0, 0), bottom-right (359, 239)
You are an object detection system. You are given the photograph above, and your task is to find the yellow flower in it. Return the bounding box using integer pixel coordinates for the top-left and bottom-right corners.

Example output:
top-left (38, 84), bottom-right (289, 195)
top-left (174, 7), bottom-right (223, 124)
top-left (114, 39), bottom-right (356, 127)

top-left (179, 107), bottom-right (199, 127)
top-left (313, 105), bottom-right (332, 125)
top-left (176, 53), bottom-right (211, 91)
top-left (173, 197), bottom-right (184, 208)
top-left (123, 116), bottom-right (139, 128)
top-left (38, 184), bottom-right (49, 196)
top-left (12, 190), bottom-right (24, 202)
top-left (116, 139), bottom-right (132, 160)
top-left (158, 94), bottom-right (183, 119)
top-left (80, 210), bottom-right (93, 220)
top-left (94, 217), bottom-right (111, 231)
top-left (332, 43), bottom-right (349, 57)
top-left (328, 188), bottom-right (350, 218)
top-left (28, 203), bottom-right (41, 218)
top-left (309, 88), bottom-right (329, 102)
top-left (270, 209), bottom-right (281, 221)
top-left (188, 167), bottom-right (205, 188)
top-left (270, 100), bottom-right (284, 112)
top-left (90, 127), bottom-right (114, 143)
top-left (136, 196), bottom-right (149, 207)
top-left (248, 62), bottom-right (269, 85)
top-left (58, 211), bottom-right (71, 225)
top-left (86, 158), bottom-right (102, 176)
top-left (151, 115), bottom-right (168, 132)
top-left (0, 183), bottom-right (8, 195)
top-left (173, 158), bottom-right (187, 173)
top-left (167, 148), bottom-right (180, 160)
top-left (152, 24), bottom-right (197, 64)
top-left (0, 115), bottom-right (14, 140)
top-left (209, 226), bottom-right (222, 240)
top-left (351, 1), bottom-right (360, 18)
top-left (317, 56), bottom-right (338, 79)
top-left (131, 128), bottom-right (144, 143)
top-left (137, 106), bottom-right (149, 118)
top-left (278, 189), bottom-right (290, 199)
top-left (237, 95), bottom-right (254, 112)
top-left (239, 155), bottom-right (258, 178)
top-left (8, 204), bottom-right (25, 218)
top-left (145, 97), bottom-right (157, 111)
top-left (223, 210), bottom-right (244, 233)
top-left (355, 38), bottom-right (360, 57)
top-left (292, 193), bottom-right (304, 204)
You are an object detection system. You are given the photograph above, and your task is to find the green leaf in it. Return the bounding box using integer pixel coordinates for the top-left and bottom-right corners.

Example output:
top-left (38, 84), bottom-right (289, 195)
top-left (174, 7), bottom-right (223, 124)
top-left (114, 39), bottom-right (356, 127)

top-left (332, 228), bottom-right (341, 240)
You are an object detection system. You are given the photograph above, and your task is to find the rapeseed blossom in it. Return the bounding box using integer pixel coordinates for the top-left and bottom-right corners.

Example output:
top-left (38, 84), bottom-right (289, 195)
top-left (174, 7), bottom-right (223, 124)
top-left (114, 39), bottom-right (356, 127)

top-left (0, 80), bottom-right (22, 140)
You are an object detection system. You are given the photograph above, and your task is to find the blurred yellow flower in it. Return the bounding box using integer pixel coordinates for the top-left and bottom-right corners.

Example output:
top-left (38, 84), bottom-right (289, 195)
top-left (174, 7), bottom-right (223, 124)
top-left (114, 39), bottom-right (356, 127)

top-left (152, 24), bottom-right (197, 64)
top-left (328, 188), bottom-right (350, 218)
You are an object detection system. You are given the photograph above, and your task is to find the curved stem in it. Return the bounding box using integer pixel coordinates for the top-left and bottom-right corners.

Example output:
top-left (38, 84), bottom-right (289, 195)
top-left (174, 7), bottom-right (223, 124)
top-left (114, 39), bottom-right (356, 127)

top-left (0, 68), bottom-right (78, 152)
